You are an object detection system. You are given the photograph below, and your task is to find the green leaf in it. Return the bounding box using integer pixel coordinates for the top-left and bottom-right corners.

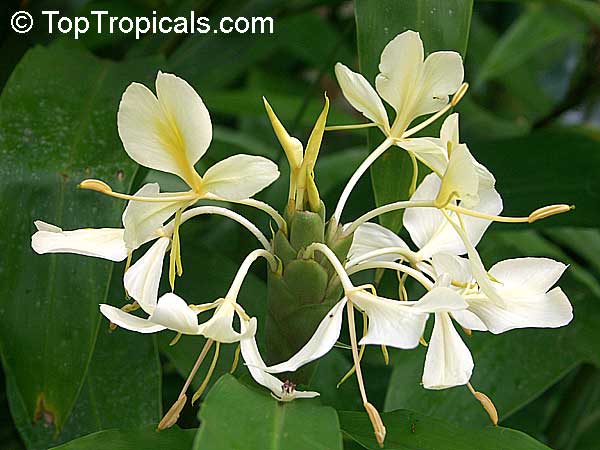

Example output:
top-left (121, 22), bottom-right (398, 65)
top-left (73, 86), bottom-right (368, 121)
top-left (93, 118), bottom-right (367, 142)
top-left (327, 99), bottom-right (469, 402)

top-left (50, 426), bottom-right (196, 450)
top-left (0, 43), bottom-right (162, 436)
top-left (193, 374), bottom-right (343, 450)
top-left (475, 5), bottom-right (584, 86)
top-left (340, 409), bottom-right (551, 450)
top-left (384, 230), bottom-right (600, 427)
top-left (354, 0), bottom-right (473, 230)
top-left (475, 129), bottom-right (600, 227)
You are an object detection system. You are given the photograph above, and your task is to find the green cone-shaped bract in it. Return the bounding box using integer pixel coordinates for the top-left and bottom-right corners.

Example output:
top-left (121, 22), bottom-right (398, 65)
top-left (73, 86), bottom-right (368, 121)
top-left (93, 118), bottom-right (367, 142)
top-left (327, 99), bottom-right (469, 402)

top-left (265, 204), bottom-right (353, 383)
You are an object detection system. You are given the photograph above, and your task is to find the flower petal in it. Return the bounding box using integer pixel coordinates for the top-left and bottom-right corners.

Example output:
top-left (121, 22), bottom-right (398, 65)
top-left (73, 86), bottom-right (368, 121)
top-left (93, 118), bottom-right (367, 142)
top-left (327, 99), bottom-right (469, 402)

top-left (431, 253), bottom-right (472, 284)
top-left (440, 113), bottom-right (459, 148)
top-left (397, 137), bottom-right (448, 175)
top-left (412, 52), bottom-right (464, 119)
top-left (264, 299), bottom-right (347, 373)
top-left (148, 293), bottom-right (201, 334)
top-left (31, 221), bottom-right (128, 262)
top-left (436, 144), bottom-right (479, 207)
top-left (489, 258), bottom-right (568, 297)
top-left (451, 310), bottom-right (488, 332)
top-left (351, 291), bottom-right (428, 349)
top-left (347, 222), bottom-right (409, 264)
top-left (122, 183), bottom-right (192, 250)
top-left (123, 237), bottom-right (170, 314)
top-left (99, 304), bottom-right (166, 333)
top-left (198, 300), bottom-right (257, 343)
top-left (334, 63), bottom-right (389, 130)
top-left (375, 30), bottom-right (424, 117)
top-left (422, 312), bottom-right (473, 389)
top-left (202, 154), bottom-right (280, 200)
top-left (240, 321), bottom-right (319, 401)
top-left (117, 72), bottom-right (210, 188)
top-left (411, 286), bottom-right (468, 313)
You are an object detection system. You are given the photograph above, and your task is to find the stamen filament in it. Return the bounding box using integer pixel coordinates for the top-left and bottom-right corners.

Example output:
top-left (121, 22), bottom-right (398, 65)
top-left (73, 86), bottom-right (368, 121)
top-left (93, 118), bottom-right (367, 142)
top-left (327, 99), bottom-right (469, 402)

top-left (332, 137), bottom-right (394, 223)
top-left (192, 342), bottom-right (221, 404)
top-left (79, 179), bottom-right (198, 203)
top-left (401, 82), bottom-right (469, 139)
top-left (229, 344), bottom-right (241, 374)
top-left (204, 194), bottom-right (286, 232)
top-left (345, 246), bottom-right (419, 268)
top-left (337, 311), bottom-right (368, 388)
top-left (325, 123), bottom-right (378, 131)
top-left (346, 261), bottom-right (434, 291)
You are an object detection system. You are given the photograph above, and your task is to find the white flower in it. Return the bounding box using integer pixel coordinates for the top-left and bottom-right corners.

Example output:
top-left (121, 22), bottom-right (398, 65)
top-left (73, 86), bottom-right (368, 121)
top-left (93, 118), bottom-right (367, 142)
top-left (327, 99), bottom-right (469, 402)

top-left (197, 297), bottom-right (257, 343)
top-left (100, 292), bottom-right (201, 334)
top-left (335, 30), bottom-right (464, 137)
top-left (431, 253), bottom-right (573, 334)
top-left (117, 71), bottom-right (280, 200)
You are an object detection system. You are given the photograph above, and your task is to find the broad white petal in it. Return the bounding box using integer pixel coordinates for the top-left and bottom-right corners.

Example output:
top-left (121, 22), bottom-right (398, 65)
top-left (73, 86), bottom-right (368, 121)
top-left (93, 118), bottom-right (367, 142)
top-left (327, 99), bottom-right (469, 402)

top-left (422, 312), bottom-right (473, 389)
top-left (202, 154), bottom-right (280, 200)
top-left (375, 30), bottom-right (424, 117)
top-left (99, 304), bottom-right (165, 333)
top-left (397, 137), bottom-right (448, 175)
top-left (198, 300), bottom-right (256, 343)
top-left (451, 309), bottom-right (488, 332)
top-left (347, 222), bottom-right (409, 264)
top-left (351, 291), bottom-right (428, 349)
top-left (122, 183), bottom-right (192, 250)
top-left (437, 144), bottom-right (479, 207)
top-left (123, 237), bottom-right (170, 314)
top-left (431, 253), bottom-right (472, 284)
top-left (334, 63), bottom-right (389, 129)
top-left (265, 299), bottom-right (347, 373)
top-left (468, 287), bottom-right (573, 334)
top-left (489, 258), bottom-right (568, 297)
top-left (118, 72), bottom-right (210, 187)
top-left (32, 223), bottom-right (128, 262)
top-left (412, 51), bottom-right (464, 119)
top-left (240, 322), bottom-right (319, 401)
top-left (148, 293), bottom-right (200, 334)
top-left (412, 286), bottom-right (468, 313)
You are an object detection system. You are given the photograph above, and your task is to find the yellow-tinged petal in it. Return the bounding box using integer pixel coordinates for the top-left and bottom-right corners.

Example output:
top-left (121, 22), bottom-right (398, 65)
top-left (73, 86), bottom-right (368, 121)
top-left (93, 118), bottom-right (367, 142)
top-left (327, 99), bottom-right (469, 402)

top-left (117, 72), bottom-right (211, 190)
top-left (435, 144), bottom-right (478, 208)
top-left (263, 97), bottom-right (303, 169)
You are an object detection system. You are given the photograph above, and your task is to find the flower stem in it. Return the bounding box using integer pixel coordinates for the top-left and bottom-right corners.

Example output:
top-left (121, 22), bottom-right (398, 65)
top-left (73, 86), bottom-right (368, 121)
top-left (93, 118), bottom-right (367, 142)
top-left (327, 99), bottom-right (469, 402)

top-left (343, 200), bottom-right (434, 236)
top-left (346, 261), bottom-right (434, 291)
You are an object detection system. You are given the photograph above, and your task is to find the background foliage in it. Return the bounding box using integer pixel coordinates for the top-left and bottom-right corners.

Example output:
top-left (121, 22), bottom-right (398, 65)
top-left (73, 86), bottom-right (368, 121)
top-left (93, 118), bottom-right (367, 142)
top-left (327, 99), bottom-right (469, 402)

top-left (0, 0), bottom-right (599, 449)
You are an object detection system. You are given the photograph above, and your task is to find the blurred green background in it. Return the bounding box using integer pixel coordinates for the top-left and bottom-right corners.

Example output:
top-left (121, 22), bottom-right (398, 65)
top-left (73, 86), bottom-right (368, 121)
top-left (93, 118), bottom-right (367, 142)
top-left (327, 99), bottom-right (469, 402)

top-left (0, 0), bottom-right (599, 449)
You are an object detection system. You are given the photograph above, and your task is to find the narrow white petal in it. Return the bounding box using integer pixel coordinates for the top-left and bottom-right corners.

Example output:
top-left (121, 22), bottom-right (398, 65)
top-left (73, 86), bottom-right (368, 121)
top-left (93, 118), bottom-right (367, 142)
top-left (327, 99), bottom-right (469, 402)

top-left (422, 312), bottom-right (473, 389)
top-left (264, 299), bottom-right (347, 373)
top-left (351, 291), bottom-right (428, 349)
top-left (469, 287), bottom-right (573, 334)
top-left (440, 113), bottom-right (460, 147)
top-left (99, 304), bottom-right (165, 333)
top-left (123, 237), bottom-right (170, 314)
top-left (148, 293), bottom-right (200, 334)
top-left (489, 258), bottom-right (568, 296)
top-left (397, 138), bottom-right (448, 175)
top-left (412, 287), bottom-right (468, 313)
top-left (122, 183), bottom-right (191, 250)
top-left (334, 63), bottom-right (389, 129)
top-left (412, 51), bottom-right (464, 119)
top-left (31, 224), bottom-right (128, 262)
top-left (375, 30), bottom-right (424, 115)
top-left (437, 144), bottom-right (479, 207)
top-left (240, 322), bottom-right (319, 401)
top-left (431, 253), bottom-right (472, 284)
top-left (347, 222), bottom-right (409, 263)
top-left (117, 72), bottom-right (210, 188)
top-left (451, 309), bottom-right (488, 332)
top-left (198, 300), bottom-right (257, 343)
top-left (202, 154), bottom-right (280, 200)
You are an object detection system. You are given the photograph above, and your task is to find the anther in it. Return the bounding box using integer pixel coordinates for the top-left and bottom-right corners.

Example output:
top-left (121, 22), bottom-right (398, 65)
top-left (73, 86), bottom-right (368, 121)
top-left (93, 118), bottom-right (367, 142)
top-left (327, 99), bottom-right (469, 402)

top-left (528, 204), bottom-right (573, 223)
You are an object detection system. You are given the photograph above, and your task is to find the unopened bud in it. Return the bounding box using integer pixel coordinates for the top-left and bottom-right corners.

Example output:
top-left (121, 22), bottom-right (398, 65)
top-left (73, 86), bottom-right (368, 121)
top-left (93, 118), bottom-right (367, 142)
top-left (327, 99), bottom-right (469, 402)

top-left (78, 178), bottom-right (112, 193)
top-left (528, 204), bottom-right (573, 223)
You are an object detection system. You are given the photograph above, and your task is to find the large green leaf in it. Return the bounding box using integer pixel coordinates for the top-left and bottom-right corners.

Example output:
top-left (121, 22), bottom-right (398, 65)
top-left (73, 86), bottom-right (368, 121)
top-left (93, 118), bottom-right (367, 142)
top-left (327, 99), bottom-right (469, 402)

top-left (475, 129), bottom-right (600, 227)
top-left (193, 374), bottom-right (343, 450)
top-left (50, 426), bottom-right (196, 450)
top-left (384, 230), bottom-right (600, 426)
top-left (0, 43), bottom-right (162, 435)
top-left (340, 409), bottom-right (551, 450)
top-left (354, 0), bottom-right (473, 230)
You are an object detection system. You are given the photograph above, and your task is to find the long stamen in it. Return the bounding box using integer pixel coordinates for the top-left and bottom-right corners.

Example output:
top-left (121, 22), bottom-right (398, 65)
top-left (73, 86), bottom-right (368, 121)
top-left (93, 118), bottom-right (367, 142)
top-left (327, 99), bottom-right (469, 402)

top-left (346, 261), bottom-right (434, 291)
top-left (467, 382), bottom-right (498, 425)
top-left (325, 123), bottom-right (379, 131)
top-left (445, 203), bottom-right (573, 224)
top-left (337, 311), bottom-right (368, 388)
top-left (79, 179), bottom-right (198, 203)
top-left (158, 338), bottom-right (214, 430)
top-left (343, 200), bottom-right (435, 236)
top-left (401, 82), bottom-right (469, 139)
top-left (332, 137), bottom-right (395, 223)
top-left (347, 303), bottom-right (386, 447)
top-left (192, 342), bottom-right (221, 404)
